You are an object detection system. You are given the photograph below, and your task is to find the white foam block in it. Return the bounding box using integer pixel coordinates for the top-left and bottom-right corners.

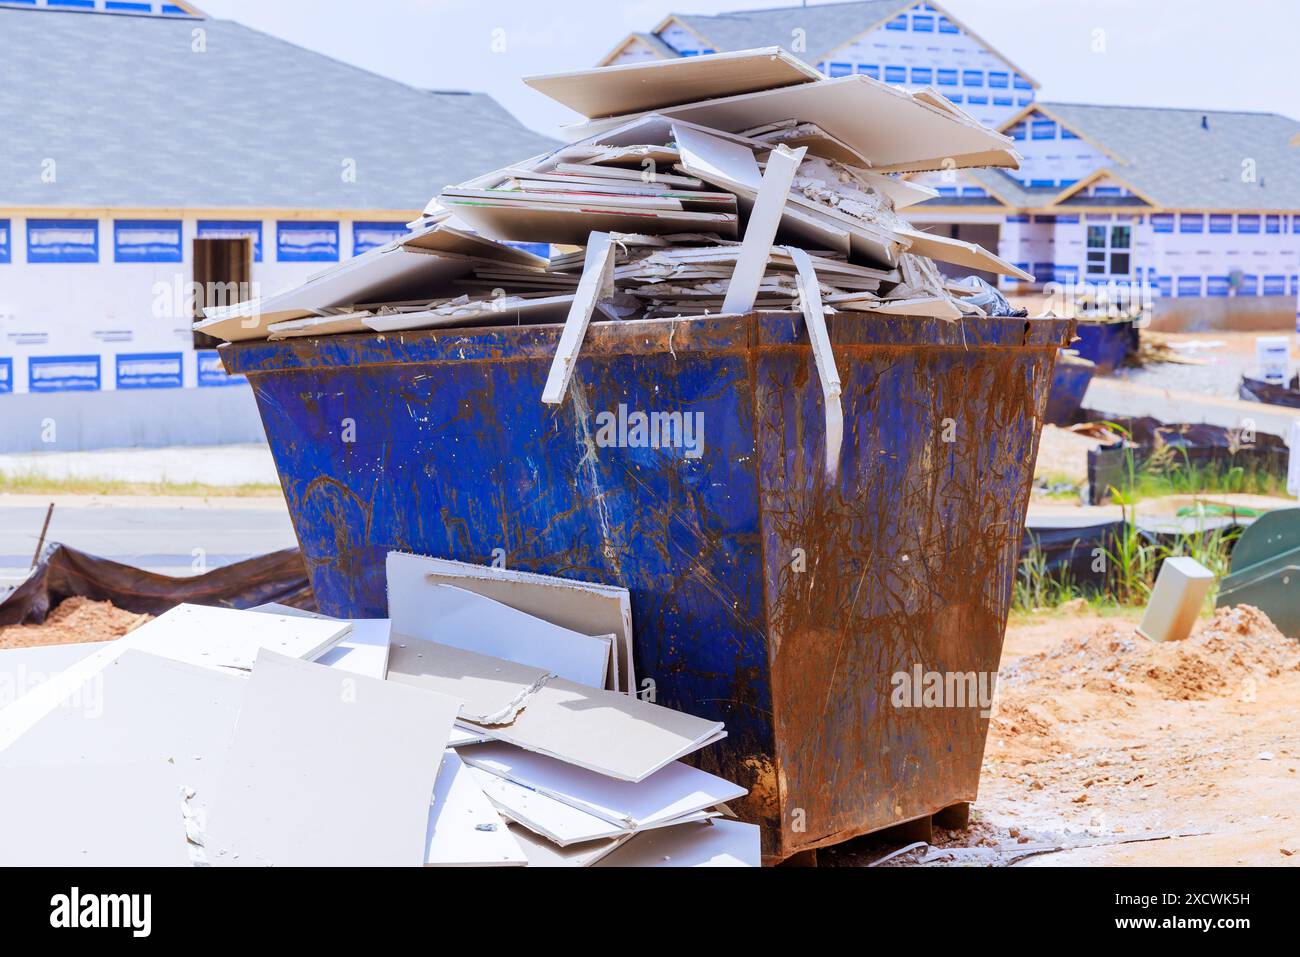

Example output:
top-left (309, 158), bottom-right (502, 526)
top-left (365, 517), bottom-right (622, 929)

top-left (461, 741), bottom-right (746, 828)
top-left (207, 650), bottom-right (459, 867)
top-left (0, 759), bottom-right (190, 867)
top-left (594, 819), bottom-right (761, 867)
top-left (426, 751), bottom-right (526, 867)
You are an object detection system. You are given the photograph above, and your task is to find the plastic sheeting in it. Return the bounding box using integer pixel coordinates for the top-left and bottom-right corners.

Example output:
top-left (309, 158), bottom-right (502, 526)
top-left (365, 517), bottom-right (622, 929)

top-left (0, 543), bottom-right (314, 628)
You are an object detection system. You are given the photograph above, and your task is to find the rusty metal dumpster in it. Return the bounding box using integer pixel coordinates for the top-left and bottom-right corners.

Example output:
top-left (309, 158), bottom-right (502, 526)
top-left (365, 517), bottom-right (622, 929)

top-left (223, 311), bottom-right (1073, 862)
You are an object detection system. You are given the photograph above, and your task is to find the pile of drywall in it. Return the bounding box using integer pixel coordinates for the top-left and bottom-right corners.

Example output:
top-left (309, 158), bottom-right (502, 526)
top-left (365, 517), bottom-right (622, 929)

top-left (0, 557), bottom-right (757, 868)
top-left (195, 47), bottom-right (1031, 345)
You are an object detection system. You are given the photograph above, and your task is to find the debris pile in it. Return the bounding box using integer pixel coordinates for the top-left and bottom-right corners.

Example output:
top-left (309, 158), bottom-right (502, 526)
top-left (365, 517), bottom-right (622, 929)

top-left (0, 597), bottom-right (149, 649)
top-left (196, 47), bottom-right (1032, 347)
top-left (0, 553), bottom-right (757, 867)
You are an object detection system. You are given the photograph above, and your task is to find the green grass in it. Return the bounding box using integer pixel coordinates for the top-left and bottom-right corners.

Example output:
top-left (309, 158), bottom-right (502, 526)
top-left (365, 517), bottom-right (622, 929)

top-left (0, 471), bottom-right (281, 498)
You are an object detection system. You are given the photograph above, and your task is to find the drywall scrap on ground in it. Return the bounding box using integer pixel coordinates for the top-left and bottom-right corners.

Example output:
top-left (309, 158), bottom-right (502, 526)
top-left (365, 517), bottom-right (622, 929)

top-left (0, 552), bottom-right (753, 867)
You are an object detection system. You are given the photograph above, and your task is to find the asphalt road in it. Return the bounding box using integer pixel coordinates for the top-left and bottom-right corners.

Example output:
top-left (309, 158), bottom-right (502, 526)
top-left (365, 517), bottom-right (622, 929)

top-left (0, 498), bottom-right (297, 581)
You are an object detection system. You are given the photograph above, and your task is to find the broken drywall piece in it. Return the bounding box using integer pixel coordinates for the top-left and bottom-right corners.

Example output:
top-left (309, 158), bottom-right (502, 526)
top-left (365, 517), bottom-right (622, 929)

top-left (593, 819), bottom-right (761, 867)
top-left (0, 759), bottom-right (190, 867)
top-left (387, 637), bottom-right (554, 726)
top-left (460, 741), bottom-right (746, 830)
top-left (896, 226), bottom-right (1034, 281)
top-left (426, 751), bottom-right (527, 867)
top-left (0, 604), bottom-right (350, 753)
top-left (836, 296), bottom-right (965, 320)
top-left (0, 650), bottom-right (245, 832)
top-left (720, 143), bottom-right (806, 315)
top-left (391, 581), bottom-right (610, 688)
top-left (386, 551), bottom-right (634, 693)
top-left (789, 246), bottom-right (844, 478)
top-left (206, 650), bottom-right (459, 867)
top-left (525, 47), bottom-right (822, 120)
top-left (469, 766), bottom-right (718, 846)
top-left (506, 822), bottom-right (630, 867)
top-left (389, 637), bottom-right (723, 781)
top-left (541, 231), bottom-right (616, 405)
top-left (250, 604), bottom-right (391, 678)
top-left (672, 121), bottom-right (764, 193)
top-left (449, 725), bottom-right (491, 748)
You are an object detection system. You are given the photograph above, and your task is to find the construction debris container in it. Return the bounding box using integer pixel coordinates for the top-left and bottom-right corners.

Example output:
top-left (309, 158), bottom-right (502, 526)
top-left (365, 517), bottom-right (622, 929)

top-left (223, 311), bottom-right (1073, 862)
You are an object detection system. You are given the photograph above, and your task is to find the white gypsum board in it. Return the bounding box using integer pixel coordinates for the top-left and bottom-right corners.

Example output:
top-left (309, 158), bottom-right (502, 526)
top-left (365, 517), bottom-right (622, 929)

top-left (468, 766), bottom-right (628, 845)
top-left (363, 295), bottom-right (577, 333)
top-left (387, 636), bottom-right (554, 726)
top-left (426, 751), bottom-right (526, 867)
top-left (0, 642), bottom-right (110, 695)
top-left (568, 75), bottom-right (1014, 172)
top-left (389, 638), bottom-right (724, 781)
top-left (524, 47), bottom-right (822, 120)
top-left (439, 199), bottom-right (737, 246)
top-left (194, 246), bottom-right (482, 342)
top-left (789, 246), bottom-right (845, 478)
top-left (386, 552), bottom-right (635, 696)
top-left (267, 311), bottom-right (375, 339)
top-left (392, 582), bottom-right (611, 689)
top-left (552, 163), bottom-right (703, 188)
top-left (894, 226), bottom-right (1035, 280)
top-left (207, 650), bottom-right (459, 867)
top-left (0, 650), bottom-right (244, 823)
top-left (0, 759), bottom-right (190, 867)
top-left (506, 822), bottom-right (630, 867)
top-left (401, 221), bottom-right (550, 267)
top-left (309, 619), bottom-right (392, 679)
top-left (593, 819), bottom-right (761, 867)
top-left (837, 296), bottom-right (964, 319)
top-left (442, 187), bottom-right (688, 211)
top-left (871, 147), bottom-right (1021, 174)
top-left (0, 603), bottom-right (350, 753)
top-left (461, 740), bottom-right (746, 829)
top-left (449, 725), bottom-right (491, 747)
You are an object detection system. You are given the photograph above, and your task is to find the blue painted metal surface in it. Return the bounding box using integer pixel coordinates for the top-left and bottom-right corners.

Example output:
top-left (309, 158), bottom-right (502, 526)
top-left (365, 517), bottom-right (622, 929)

top-left (224, 311), bottom-right (1073, 859)
top-left (1071, 318), bottom-right (1135, 374)
top-left (1044, 351), bottom-right (1095, 425)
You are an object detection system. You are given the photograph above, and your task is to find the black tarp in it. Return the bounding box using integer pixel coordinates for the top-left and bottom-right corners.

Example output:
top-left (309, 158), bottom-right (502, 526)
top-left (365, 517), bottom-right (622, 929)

top-left (0, 543), bottom-right (316, 627)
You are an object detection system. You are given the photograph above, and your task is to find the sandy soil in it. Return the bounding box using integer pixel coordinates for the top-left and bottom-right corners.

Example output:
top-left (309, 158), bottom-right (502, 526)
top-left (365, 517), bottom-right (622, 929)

top-left (0, 597), bottom-right (149, 648)
top-left (829, 604), bottom-right (1300, 867)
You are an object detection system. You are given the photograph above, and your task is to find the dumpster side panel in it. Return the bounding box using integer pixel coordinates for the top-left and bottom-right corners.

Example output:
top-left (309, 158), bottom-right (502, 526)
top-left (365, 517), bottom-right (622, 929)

top-left (242, 336), bottom-right (782, 833)
top-left (758, 317), bottom-right (1064, 857)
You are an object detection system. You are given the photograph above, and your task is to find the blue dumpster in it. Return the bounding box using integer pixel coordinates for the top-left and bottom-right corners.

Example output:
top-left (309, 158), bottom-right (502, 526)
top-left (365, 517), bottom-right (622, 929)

top-left (1044, 351), bottom-right (1096, 425)
top-left (223, 311), bottom-right (1073, 862)
top-left (1072, 318), bottom-right (1136, 374)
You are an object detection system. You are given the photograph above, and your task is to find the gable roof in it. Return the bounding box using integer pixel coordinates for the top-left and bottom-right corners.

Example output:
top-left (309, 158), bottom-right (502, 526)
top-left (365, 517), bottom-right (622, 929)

top-left (1009, 102), bottom-right (1300, 211)
top-left (0, 7), bottom-right (558, 211)
top-left (635, 0), bottom-right (1038, 87)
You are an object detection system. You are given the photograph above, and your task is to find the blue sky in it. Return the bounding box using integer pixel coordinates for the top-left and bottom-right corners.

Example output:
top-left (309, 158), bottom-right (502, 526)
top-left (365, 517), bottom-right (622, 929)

top-left (197, 0), bottom-right (1300, 137)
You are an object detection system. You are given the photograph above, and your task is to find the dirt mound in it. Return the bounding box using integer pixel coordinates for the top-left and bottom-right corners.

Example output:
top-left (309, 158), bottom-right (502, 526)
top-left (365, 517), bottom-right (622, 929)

top-left (0, 597), bottom-right (150, 649)
top-left (1002, 604), bottom-right (1299, 701)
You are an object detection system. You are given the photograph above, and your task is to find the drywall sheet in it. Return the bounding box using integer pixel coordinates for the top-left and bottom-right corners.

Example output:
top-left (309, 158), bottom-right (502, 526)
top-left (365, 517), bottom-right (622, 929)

top-left (0, 759), bottom-right (189, 867)
top-left (461, 741), bottom-right (746, 829)
top-left (594, 819), bottom-right (760, 867)
top-left (363, 295), bottom-right (576, 333)
top-left (468, 766), bottom-right (717, 846)
top-left (393, 583), bottom-right (609, 688)
top-left (0, 604), bottom-right (349, 753)
top-left (206, 650), bottom-right (458, 867)
top-left (442, 199), bottom-right (737, 246)
top-left (896, 226), bottom-right (1034, 281)
top-left (525, 47), bottom-right (822, 119)
top-left (0, 641), bottom-right (108, 703)
top-left (570, 76), bottom-right (1013, 172)
top-left (507, 822), bottom-right (629, 867)
top-left (388, 637), bottom-right (552, 726)
top-left (312, 619), bottom-right (392, 680)
top-left (426, 751), bottom-right (526, 867)
top-left (789, 246), bottom-right (844, 477)
top-left (838, 296), bottom-right (964, 320)
top-left (386, 552), bottom-right (636, 696)
top-left (267, 312), bottom-right (374, 340)
top-left (388, 638), bottom-right (724, 781)
top-left (0, 651), bottom-right (244, 823)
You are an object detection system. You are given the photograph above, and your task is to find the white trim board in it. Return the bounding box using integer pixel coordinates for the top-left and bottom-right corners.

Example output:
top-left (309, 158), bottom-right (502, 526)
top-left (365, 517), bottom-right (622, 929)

top-left (426, 752), bottom-right (526, 867)
top-left (206, 650), bottom-right (460, 868)
top-left (386, 552), bottom-right (636, 695)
